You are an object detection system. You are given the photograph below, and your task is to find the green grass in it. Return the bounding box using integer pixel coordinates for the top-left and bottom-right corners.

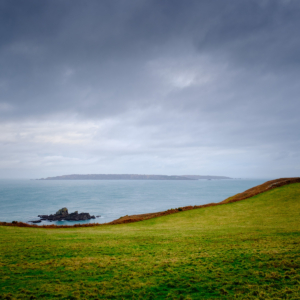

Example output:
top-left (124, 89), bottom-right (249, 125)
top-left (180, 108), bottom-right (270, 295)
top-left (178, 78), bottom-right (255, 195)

top-left (0, 183), bottom-right (300, 299)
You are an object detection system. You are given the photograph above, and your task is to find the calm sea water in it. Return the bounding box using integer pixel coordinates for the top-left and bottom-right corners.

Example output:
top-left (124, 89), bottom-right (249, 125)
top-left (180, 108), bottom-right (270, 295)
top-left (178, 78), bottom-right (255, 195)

top-left (0, 179), bottom-right (268, 225)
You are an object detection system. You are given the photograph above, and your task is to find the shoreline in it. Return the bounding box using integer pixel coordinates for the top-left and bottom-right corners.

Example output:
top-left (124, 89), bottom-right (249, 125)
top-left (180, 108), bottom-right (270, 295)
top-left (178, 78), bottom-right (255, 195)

top-left (1, 177), bottom-right (299, 229)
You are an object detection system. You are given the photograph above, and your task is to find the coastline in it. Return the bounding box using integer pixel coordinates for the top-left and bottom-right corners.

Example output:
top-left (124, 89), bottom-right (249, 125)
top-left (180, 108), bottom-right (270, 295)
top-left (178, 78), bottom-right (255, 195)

top-left (1, 177), bottom-right (299, 229)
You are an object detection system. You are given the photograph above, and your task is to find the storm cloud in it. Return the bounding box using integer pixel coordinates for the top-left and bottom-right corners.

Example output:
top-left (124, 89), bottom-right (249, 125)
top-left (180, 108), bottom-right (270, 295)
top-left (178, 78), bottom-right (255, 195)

top-left (0, 0), bottom-right (299, 178)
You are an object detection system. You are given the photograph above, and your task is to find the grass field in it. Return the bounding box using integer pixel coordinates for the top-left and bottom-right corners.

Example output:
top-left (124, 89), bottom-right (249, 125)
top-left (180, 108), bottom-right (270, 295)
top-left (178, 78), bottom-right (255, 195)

top-left (0, 183), bottom-right (300, 299)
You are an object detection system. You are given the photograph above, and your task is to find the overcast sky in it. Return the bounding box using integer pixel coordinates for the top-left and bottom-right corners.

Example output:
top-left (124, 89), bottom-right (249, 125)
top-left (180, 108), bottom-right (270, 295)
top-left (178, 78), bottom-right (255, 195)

top-left (0, 0), bottom-right (299, 179)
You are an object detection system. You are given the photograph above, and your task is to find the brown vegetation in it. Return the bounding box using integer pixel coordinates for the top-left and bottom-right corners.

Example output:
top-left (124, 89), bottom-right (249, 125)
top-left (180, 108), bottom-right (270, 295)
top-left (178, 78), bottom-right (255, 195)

top-left (1, 177), bottom-right (299, 229)
top-left (220, 177), bottom-right (300, 204)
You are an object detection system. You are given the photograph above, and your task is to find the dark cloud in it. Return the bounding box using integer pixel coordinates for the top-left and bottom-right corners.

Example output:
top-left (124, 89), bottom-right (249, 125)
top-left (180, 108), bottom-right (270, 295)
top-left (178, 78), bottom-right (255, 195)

top-left (0, 0), bottom-right (299, 178)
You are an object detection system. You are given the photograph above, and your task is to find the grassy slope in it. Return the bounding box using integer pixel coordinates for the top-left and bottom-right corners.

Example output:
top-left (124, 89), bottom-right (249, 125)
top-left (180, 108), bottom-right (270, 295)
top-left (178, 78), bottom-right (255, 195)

top-left (0, 183), bottom-right (300, 299)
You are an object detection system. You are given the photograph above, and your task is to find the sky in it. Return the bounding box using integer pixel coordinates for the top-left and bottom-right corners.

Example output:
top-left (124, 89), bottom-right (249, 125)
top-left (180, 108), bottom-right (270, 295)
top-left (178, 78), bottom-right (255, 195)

top-left (0, 0), bottom-right (299, 179)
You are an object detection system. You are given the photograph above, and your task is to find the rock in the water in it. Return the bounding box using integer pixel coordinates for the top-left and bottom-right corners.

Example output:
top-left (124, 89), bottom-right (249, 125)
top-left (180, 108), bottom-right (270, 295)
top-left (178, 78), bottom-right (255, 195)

top-left (35, 208), bottom-right (95, 222)
top-left (64, 211), bottom-right (92, 221)
top-left (55, 207), bottom-right (68, 216)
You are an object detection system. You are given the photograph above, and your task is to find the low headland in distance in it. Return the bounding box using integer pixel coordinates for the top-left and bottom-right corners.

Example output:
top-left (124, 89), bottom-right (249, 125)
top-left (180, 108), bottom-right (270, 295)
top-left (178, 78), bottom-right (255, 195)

top-left (37, 174), bottom-right (232, 180)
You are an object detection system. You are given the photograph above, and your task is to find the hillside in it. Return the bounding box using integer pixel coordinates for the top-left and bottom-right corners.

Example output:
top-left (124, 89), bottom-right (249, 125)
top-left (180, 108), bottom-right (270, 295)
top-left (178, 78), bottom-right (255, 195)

top-left (109, 177), bottom-right (300, 225)
top-left (0, 181), bottom-right (300, 299)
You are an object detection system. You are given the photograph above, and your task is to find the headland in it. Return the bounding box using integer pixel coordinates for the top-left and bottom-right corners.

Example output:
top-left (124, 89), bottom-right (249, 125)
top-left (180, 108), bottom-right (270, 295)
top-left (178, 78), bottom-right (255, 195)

top-left (37, 174), bottom-right (232, 180)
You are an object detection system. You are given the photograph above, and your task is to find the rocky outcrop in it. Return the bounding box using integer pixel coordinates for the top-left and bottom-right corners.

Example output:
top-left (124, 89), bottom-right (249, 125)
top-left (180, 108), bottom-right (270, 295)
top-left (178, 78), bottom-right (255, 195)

top-left (34, 208), bottom-right (96, 222)
top-left (55, 207), bottom-right (68, 216)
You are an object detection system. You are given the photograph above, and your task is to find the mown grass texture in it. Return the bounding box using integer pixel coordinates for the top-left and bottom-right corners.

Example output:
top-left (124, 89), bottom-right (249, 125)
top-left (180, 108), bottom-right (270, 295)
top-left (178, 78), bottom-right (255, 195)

top-left (0, 183), bottom-right (300, 299)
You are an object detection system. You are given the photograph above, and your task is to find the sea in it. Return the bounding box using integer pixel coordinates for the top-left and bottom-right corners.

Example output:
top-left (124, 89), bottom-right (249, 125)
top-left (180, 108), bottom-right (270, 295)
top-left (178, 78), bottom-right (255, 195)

top-left (0, 179), bottom-right (269, 226)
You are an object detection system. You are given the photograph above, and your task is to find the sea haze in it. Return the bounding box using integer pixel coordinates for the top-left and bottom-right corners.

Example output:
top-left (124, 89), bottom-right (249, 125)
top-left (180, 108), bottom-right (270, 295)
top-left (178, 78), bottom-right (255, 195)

top-left (0, 179), bottom-right (267, 225)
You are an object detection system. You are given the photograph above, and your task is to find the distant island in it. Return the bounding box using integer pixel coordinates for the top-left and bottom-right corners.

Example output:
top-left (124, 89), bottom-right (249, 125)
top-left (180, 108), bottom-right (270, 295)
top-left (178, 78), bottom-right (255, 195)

top-left (38, 174), bottom-right (232, 180)
top-left (182, 175), bottom-right (231, 180)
